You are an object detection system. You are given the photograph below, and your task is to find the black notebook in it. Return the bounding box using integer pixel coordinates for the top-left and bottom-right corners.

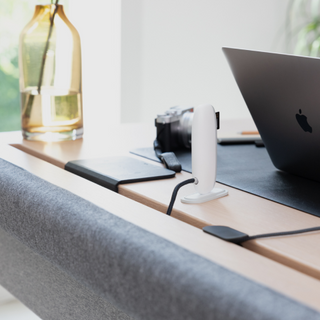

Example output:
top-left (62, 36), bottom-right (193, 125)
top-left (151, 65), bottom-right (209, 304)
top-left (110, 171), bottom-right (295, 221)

top-left (65, 156), bottom-right (175, 192)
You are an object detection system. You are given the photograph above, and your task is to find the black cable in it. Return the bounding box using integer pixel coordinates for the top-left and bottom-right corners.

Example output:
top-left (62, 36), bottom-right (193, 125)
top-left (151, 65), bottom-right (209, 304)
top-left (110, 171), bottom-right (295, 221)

top-left (167, 180), bottom-right (320, 243)
top-left (203, 223), bottom-right (320, 244)
top-left (166, 178), bottom-right (195, 216)
top-left (244, 226), bottom-right (320, 242)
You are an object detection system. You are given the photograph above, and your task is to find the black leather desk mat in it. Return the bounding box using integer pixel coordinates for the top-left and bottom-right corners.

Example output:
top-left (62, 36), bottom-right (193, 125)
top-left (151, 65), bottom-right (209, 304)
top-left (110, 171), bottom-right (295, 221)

top-left (131, 145), bottom-right (320, 218)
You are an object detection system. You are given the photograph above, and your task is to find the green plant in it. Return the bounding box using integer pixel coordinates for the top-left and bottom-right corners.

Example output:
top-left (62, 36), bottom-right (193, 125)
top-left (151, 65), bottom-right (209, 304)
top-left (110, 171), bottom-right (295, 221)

top-left (0, 0), bottom-right (67, 132)
top-left (0, 1), bottom-right (38, 131)
top-left (287, 0), bottom-right (320, 56)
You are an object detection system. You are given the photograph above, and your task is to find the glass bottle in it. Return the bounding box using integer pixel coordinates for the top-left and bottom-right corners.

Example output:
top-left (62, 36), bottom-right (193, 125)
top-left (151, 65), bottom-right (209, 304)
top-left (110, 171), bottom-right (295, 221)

top-left (19, 4), bottom-right (83, 141)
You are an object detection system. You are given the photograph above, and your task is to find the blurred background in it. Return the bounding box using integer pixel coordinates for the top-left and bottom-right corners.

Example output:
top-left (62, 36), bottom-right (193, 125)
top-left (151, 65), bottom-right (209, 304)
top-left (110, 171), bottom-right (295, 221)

top-left (0, 0), bottom-right (68, 132)
top-left (2, 0), bottom-right (320, 133)
top-left (0, 0), bottom-right (320, 318)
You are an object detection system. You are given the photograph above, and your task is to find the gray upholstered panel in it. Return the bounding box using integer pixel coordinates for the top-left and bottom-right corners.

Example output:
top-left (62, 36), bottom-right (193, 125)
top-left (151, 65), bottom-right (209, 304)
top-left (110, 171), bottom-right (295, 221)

top-left (0, 226), bottom-right (133, 320)
top-left (1, 158), bottom-right (320, 320)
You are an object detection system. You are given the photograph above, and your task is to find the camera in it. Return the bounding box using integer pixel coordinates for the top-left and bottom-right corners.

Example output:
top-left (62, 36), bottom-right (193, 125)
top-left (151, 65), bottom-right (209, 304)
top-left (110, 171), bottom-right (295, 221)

top-left (155, 106), bottom-right (220, 152)
top-left (155, 106), bottom-right (194, 152)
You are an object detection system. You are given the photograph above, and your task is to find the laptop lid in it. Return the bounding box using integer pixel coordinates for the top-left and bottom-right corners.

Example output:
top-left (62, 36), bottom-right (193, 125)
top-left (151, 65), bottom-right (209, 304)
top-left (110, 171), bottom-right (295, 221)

top-left (223, 47), bottom-right (320, 182)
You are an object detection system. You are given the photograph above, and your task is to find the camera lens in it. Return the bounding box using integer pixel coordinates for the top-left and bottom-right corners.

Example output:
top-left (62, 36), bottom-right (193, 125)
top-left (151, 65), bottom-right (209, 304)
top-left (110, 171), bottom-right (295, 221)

top-left (179, 111), bottom-right (193, 149)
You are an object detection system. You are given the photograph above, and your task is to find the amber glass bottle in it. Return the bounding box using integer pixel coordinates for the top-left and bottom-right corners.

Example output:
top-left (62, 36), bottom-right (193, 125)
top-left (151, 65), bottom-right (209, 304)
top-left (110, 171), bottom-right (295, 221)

top-left (19, 4), bottom-right (83, 141)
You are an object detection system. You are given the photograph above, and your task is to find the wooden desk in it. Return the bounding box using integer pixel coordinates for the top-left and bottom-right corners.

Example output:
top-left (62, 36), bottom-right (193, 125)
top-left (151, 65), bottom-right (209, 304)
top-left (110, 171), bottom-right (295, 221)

top-left (2, 120), bottom-right (320, 303)
top-left (2, 143), bottom-right (320, 313)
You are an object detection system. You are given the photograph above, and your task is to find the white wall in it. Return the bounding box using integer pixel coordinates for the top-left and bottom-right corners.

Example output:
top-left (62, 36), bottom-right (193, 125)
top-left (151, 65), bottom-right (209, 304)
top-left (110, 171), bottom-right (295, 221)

top-left (69, 0), bottom-right (122, 129)
top-left (121, 0), bottom-right (290, 124)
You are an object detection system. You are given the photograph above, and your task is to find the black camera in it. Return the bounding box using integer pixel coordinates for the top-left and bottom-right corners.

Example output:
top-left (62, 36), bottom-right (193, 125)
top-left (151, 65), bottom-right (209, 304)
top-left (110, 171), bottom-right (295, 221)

top-left (155, 106), bottom-right (194, 152)
top-left (155, 106), bottom-right (219, 152)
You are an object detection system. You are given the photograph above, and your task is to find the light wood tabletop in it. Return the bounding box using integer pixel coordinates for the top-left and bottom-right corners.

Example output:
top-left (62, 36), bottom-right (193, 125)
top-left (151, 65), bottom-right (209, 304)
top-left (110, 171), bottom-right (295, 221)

top-left (2, 143), bottom-right (320, 312)
top-left (3, 119), bottom-right (320, 283)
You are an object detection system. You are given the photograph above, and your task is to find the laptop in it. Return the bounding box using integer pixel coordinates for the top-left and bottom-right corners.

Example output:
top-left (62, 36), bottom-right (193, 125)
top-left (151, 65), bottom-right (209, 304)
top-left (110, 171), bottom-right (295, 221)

top-left (223, 47), bottom-right (320, 183)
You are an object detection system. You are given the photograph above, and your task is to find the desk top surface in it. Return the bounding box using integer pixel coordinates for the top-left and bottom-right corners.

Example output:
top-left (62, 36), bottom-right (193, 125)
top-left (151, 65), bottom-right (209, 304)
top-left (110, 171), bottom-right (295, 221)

top-left (2, 119), bottom-right (320, 310)
top-left (2, 143), bottom-right (320, 312)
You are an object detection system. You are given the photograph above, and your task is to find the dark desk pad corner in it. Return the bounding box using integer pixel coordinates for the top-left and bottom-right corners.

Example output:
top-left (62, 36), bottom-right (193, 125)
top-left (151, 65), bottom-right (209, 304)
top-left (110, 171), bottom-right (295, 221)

top-left (130, 145), bottom-right (320, 219)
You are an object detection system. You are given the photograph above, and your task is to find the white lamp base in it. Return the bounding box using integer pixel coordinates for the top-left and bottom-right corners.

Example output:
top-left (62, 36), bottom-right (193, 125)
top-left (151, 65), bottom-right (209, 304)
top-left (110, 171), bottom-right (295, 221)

top-left (181, 188), bottom-right (228, 204)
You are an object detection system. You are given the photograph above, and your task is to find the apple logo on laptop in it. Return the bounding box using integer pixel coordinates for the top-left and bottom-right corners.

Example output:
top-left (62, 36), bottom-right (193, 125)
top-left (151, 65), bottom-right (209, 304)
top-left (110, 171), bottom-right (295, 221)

top-left (296, 109), bottom-right (312, 133)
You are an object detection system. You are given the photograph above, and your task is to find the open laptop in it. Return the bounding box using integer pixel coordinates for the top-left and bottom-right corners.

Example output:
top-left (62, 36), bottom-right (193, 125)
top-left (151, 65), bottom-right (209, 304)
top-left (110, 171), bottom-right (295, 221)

top-left (223, 47), bottom-right (320, 183)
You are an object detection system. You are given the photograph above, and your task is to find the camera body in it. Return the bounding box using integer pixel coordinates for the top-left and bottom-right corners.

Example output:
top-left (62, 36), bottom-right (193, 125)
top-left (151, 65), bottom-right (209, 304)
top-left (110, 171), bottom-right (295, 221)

top-left (155, 105), bottom-right (220, 153)
top-left (155, 106), bottom-right (194, 152)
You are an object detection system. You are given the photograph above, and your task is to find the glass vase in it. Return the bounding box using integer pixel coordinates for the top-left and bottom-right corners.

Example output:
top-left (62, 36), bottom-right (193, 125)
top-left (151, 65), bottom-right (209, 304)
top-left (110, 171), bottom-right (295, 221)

top-left (19, 4), bottom-right (83, 141)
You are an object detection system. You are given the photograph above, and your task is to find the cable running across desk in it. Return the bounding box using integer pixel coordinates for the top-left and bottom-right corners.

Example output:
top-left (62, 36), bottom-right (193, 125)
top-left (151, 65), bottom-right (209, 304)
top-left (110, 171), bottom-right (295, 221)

top-left (245, 227), bottom-right (320, 241)
top-left (167, 178), bottom-right (320, 243)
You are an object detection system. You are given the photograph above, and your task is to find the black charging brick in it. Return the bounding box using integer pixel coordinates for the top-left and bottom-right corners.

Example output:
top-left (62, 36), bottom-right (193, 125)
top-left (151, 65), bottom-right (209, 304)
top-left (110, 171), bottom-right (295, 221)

top-left (203, 226), bottom-right (249, 244)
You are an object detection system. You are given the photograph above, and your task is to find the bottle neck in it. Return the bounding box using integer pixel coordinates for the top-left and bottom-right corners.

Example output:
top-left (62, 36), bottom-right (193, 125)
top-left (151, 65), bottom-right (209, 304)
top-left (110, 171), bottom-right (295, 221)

top-left (33, 4), bottom-right (65, 22)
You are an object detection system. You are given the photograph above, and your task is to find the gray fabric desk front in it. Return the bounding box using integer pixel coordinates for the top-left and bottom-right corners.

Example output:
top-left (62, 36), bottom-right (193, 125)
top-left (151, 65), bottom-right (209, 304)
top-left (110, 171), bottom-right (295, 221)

top-left (1, 157), bottom-right (320, 320)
